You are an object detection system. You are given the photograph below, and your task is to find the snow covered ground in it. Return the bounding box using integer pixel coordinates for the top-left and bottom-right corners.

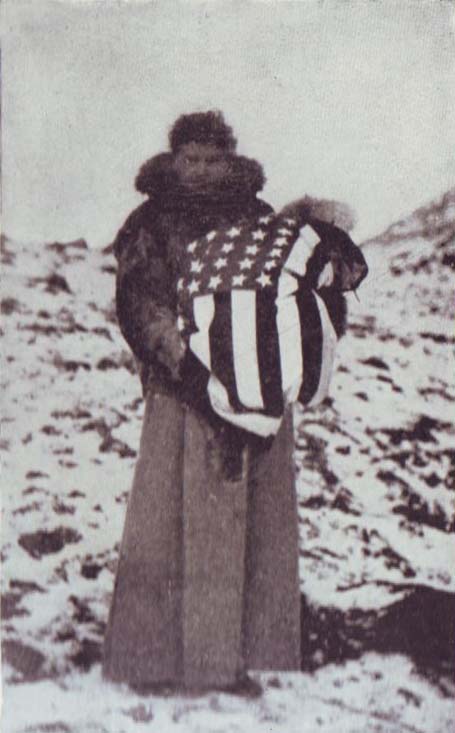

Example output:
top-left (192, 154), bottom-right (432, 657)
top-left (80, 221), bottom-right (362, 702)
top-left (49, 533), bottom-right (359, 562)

top-left (1, 189), bottom-right (454, 732)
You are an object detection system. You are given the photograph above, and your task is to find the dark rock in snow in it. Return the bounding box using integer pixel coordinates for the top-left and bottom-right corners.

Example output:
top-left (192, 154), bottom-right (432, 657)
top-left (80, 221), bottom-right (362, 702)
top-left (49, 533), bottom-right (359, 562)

top-left (1, 640), bottom-right (46, 680)
top-left (386, 450), bottom-right (412, 468)
top-left (51, 408), bottom-right (92, 420)
top-left (397, 687), bottom-right (422, 707)
top-left (419, 385), bottom-right (454, 402)
top-left (53, 356), bottom-right (91, 372)
top-left (382, 415), bottom-right (446, 446)
top-left (69, 638), bottom-right (102, 670)
top-left (1, 297), bottom-right (23, 315)
top-left (18, 528), bottom-right (82, 558)
top-left (41, 425), bottom-right (62, 436)
top-left (25, 723), bottom-right (72, 732)
top-left (53, 500), bottom-right (76, 515)
top-left (300, 495), bottom-right (327, 510)
top-left (9, 579), bottom-right (45, 593)
top-left (441, 251), bottom-right (455, 269)
top-left (96, 353), bottom-right (136, 373)
top-left (335, 445), bottom-right (351, 455)
top-left (393, 490), bottom-right (453, 532)
top-left (1, 235), bottom-right (16, 265)
top-left (1, 593), bottom-right (30, 619)
top-left (46, 238), bottom-right (88, 252)
top-left (355, 391), bottom-right (368, 401)
top-left (23, 485), bottom-right (47, 496)
top-left (79, 416), bottom-right (136, 458)
top-left (21, 323), bottom-right (59, 337)
top-left (55, 627), bottom-right (77, 643)
top-left (96, 357), bottom-right (119, 370)
top-left (69, 595), bottom-right (96, 623)
top-left (13, 502), bottom-right (43, 515)
top-left (99, 434), bottom-right (136, 458)
top-left (360, 356), bottom-right (390, 371)
top-left (122, 704), bottom-right (154, 724)
top-left (420, 331), bottom-right (451, 344)
top-left (102, 242), bottom-right (114, 255)
top-left (81, 562), bottom-right (103, 579)
top-left (332, 488), bottom-right (361, 515)
top-left (300, 587), bottom-right (455, 685)
top-left (376, 470), bottom-right (410, 490)
top-left (91, 326), bottom-right (113, 340)
top-left (423, 472), bottom-right (442, 488)
top-left (67, 238), bottom-right (89, 250)
top-left (46, 273), bottom-right (72, 294)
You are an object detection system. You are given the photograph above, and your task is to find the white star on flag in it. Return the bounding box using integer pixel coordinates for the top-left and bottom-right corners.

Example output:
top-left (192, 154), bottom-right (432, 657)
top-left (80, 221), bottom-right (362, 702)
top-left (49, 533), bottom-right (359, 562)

top-left (190, 260), bottom-right (204, 273)
top-left (258, 214), bottom-right (273, 224)
top-left (278, 228), bottom-right (292, 236)
top-left (206, 231), bottom-right (217, 241)
top-left (274, 237), bottom-right (288, 247)
top-left (239, 257), bottom-right (253, 270)
top-left (177, 315), bottom-right (186, 332)
top-left (246, 244), bottom-right (259, 255)
top-left (252, 230), bottom-right (266, 241)
top-left (232, 273), bottom-right (246, 286)
top-left (188, 279), bottom-right (200, 294)
top-left (177, 278), bottom-right (184, 290)
top-left (208, 275), bottom-right (222, 289)
top-left (269, 248), bottom-right (282, 258)
top-left (222, 242), bottom-right (234, 253)
top-left (227, 226), bottom-right (241, 238)
top-left (256, 272), bottom-right (272, 287)
top-left (214, 257), bottom-right (227, 270)
top-left (284, 217), bottom-right (296, 226)
top-left (188, 241), bottom-right (198, 253)
top-left (264, 260), bottom-right (277, 271)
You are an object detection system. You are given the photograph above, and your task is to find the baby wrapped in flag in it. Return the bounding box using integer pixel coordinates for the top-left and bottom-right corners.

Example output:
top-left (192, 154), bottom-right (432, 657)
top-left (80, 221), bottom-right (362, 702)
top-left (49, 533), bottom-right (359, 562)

top-left (176, 212), bottom-right (367, 437)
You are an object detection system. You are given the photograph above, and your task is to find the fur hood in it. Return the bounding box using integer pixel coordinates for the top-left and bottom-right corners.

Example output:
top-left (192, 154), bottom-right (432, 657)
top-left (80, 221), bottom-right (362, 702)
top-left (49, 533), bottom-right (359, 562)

top-left (280, 196), bottom-right (357, 232)
top-left (135, 152), bottom-right (266, 198)
top-left (134, 153), bottom-right (356, 234)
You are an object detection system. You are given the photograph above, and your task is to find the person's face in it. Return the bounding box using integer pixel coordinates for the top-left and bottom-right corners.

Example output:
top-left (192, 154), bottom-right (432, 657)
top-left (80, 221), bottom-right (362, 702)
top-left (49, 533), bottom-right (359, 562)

top-left (173, 142), bottom-right (230, 189)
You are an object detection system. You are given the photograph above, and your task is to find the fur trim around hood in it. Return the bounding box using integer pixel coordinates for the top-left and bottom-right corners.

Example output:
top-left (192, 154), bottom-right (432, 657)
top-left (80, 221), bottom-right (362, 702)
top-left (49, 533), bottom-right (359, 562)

top-left (135, 152), bottom-right (266, 198)
top-left (280, 196), bottom-right (357, 232)
top-left (134, 154), bottom-right (356, 234)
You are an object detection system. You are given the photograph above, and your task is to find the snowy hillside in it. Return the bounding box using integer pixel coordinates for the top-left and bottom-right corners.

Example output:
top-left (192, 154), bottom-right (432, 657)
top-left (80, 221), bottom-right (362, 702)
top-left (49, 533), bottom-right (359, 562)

top-left (296, 188), bottom-right (455, 611)
top-left (1, 189), bottom-right (454, 732)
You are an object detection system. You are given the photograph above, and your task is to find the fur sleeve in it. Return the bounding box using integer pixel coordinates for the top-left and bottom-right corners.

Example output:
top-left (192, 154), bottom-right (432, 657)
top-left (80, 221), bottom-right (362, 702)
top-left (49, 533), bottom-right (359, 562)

top-left (114, 210), bottom-right (186, 380)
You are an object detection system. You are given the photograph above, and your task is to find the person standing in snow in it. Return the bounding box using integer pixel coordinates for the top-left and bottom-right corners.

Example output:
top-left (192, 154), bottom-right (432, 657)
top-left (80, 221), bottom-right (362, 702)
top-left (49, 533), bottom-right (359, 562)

top-left (102, 111), bottom-right (302, 695)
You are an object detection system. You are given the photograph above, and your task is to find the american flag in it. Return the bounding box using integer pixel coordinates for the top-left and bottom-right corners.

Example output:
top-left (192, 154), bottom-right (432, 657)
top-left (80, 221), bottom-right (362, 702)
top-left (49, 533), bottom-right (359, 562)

top-left (176, 214), bottom-right (338, 436)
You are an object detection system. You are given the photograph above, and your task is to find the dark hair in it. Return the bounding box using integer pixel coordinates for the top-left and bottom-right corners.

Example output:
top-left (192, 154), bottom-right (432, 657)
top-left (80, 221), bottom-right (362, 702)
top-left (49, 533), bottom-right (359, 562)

top-left (169, 110), bottom-right (237, 153)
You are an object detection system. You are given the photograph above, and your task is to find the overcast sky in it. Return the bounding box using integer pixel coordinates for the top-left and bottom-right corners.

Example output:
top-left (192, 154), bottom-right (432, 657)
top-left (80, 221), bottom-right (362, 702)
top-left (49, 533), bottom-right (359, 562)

top-left (2, 0), bottom-right (455, 247)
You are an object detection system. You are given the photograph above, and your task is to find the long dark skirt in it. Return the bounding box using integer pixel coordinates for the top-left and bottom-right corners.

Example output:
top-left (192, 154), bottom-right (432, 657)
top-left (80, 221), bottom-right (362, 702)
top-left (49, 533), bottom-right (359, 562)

top-left (103, 391), bottom-right (301, 690)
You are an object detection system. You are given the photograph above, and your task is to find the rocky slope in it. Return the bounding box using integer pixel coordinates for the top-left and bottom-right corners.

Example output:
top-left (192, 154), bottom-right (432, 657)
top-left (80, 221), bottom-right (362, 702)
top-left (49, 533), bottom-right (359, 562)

top-left (1, 189), bottom-right (454, 732)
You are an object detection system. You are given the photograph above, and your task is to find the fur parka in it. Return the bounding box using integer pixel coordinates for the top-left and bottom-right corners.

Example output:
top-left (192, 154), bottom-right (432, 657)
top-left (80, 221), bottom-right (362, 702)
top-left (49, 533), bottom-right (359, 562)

top-left (113, 153), bottom-right (273, 398)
